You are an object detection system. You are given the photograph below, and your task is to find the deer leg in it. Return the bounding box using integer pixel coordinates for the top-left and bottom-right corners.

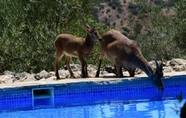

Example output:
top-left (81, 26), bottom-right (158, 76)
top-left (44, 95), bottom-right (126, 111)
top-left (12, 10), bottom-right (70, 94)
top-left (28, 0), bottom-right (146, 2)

top-left (84, 59), bottom-right (89, 77)
top-left (95, 58), bottom-right (102, 77)
top-left (96, 52), bottom-right (105, 77)
top-left (128, 68), bottom-right (135, 77)
top-left (119, 67), bottom-right (124, 77)
top-left (65, 56), bottom-right (75, 78)
top-left (55, 51), bottom-right (63, 80)
top-left (113, 65), bottom-right (123, 77)
top-left (113, 65), bottom-right (117, 75)
top-left (115, 64), bottom-right (123, 77)
top-left (79, 56), bottom-right (87, 78)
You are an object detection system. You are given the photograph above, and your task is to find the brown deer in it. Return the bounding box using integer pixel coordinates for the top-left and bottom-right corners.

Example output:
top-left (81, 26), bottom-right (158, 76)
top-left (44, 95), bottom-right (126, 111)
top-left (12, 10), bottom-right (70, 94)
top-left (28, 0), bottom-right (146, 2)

top-left (96, 30), bottom-right (164, 90)
top-left (54, 25), bottom-right (102, 80)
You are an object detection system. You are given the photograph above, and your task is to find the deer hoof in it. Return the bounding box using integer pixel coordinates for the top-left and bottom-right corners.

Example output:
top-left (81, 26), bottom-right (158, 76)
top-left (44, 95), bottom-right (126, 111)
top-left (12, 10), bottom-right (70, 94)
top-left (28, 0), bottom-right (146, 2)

top-left (81, 75), bottom-right (89, 78)
top-left (70, 75), bottom-right (76, 79)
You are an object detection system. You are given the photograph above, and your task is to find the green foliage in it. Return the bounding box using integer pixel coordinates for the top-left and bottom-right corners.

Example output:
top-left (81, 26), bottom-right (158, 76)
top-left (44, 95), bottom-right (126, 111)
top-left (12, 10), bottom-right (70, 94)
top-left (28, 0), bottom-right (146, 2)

top-left (128, 2), bottom-right (139, 15)
top-left (128, 1), bottom-right (162, 15)
top-left (130, 0), bottom-right (185, 61)
top-left (122, 27), bottom-right (130, 33)
top-left (1, 0), bottom-right (186, 74)
top-left (0, 0), bottom-right (103, 73)
top-left (153, 0), bottom-right (174, 8)
top-left (171, 0), bottom-right (186, 52)
top-left (117, 7), bottom-right (123, 13)
top-left (108, 0), bottom-right (121, 10)
top-left (133, 21), bottom-right (142, 35)
top-left (116, 14), bottom-right (120, 19)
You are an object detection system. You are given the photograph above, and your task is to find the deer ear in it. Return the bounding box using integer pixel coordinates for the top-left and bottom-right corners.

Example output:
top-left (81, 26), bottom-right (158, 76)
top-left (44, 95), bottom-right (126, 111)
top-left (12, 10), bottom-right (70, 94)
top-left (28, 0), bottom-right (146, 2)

top-left (84, 27), bottom-right (90, 33)
top-left (85, 24), bottom-right (91, 29)
top-left (155, 60), bottom-right (163, 72)
top-left (90, 26), bottom-right (96, 33)
top-left (84, 24), bottom-right (91, 33)
top-left (155, 60), bottom-right (159, 70)
top-left (159, 59), bottom-right (163, 72)
top-left (92, 26), bottom-right (96, 30)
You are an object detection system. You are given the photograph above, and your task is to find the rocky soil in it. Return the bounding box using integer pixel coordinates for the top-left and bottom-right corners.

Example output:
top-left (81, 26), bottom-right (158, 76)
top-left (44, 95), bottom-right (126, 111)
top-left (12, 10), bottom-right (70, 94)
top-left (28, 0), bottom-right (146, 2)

top-left (96, 0), bottom-right (175, 32)
top-left (0, 58), bottom-right (186, 84)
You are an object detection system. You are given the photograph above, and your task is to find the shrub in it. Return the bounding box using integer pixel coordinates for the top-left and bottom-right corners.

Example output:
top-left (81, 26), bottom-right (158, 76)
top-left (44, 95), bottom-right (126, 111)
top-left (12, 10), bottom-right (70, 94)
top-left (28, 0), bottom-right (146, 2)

top-left (0, 0), bottom-right (105, 73)
top-left (118, 7), bottom-right (123, 13)
top-left (108, 0), bottom-right (121, 10)
top-left (122, 27), bottom-right (130, 33)
top-left (106, 9), bottom-right (110, 14)
top-left (113, 22), bottom-right (116, 27)
top-left (132, 1), bottom-right (185, 61)
top-left (116, 14), bottom-right (120, 19)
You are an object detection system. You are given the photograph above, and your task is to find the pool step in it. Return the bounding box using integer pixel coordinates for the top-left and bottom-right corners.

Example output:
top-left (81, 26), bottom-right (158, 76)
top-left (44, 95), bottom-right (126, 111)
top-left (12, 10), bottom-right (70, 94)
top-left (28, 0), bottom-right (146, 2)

top-left (32, 87), bottom-right (54, 109)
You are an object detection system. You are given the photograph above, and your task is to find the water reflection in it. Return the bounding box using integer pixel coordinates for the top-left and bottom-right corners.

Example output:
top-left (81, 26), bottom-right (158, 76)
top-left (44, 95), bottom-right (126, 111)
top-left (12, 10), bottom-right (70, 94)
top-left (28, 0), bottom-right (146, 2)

top-left (0, 99), bottom-right (183, 118)
top-left (96, 100), bottom-right (181, 118)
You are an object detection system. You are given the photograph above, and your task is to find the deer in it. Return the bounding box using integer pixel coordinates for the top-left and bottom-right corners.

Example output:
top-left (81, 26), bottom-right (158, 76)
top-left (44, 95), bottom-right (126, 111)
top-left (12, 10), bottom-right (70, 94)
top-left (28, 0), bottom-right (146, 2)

top-left (54, 25), bottom-right (102, 80)
top-left (95, 29), bottom-right (164, 90)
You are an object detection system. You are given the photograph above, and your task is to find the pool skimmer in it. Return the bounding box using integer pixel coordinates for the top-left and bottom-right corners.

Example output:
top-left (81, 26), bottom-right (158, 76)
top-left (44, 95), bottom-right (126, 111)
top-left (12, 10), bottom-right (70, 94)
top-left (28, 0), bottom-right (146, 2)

top-left (32, 87), bottom-right (54, 109)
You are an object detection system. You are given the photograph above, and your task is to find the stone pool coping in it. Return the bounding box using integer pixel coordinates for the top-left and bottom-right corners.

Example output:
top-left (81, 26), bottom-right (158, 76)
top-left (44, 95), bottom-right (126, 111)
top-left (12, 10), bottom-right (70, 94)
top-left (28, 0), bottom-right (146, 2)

top-left (0, 71), bottom-right (185, 90)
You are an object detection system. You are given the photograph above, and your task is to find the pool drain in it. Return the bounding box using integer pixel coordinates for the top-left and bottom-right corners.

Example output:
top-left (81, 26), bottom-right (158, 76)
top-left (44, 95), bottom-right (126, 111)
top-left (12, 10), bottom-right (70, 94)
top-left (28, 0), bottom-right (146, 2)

top-left (32, 87), bottom-right (54, 109)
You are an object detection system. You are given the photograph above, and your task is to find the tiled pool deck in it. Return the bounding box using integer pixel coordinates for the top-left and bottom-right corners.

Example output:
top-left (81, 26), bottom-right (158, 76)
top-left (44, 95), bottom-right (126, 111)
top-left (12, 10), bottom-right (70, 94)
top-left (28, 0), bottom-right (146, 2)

top-left (0, 72), bottom-right (185, 89)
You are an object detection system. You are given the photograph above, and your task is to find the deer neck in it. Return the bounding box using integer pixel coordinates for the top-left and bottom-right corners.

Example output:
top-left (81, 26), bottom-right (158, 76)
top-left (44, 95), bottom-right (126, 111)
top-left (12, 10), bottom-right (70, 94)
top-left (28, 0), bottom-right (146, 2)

top-left (136, 57), bottom-right (155, 77)
top-left (85, 34), bottom-right (94, 48)
top-left (144, 63), bottom-right (155, 77)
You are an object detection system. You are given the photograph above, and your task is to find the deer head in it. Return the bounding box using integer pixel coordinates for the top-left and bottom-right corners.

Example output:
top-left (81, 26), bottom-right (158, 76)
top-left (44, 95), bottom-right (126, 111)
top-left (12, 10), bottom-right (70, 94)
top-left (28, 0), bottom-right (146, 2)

top-left (148, 60), bottom-right (164, 90)
top-left (84, 25), bottom-right (102, 41)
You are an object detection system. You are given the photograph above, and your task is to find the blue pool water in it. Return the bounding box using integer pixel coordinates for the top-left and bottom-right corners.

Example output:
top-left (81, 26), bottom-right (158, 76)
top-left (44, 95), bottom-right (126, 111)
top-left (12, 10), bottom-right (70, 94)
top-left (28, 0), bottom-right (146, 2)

top-left (0, 75), bottom-right (186, 118)
top-left (0, 99), bottom-right (185, 118)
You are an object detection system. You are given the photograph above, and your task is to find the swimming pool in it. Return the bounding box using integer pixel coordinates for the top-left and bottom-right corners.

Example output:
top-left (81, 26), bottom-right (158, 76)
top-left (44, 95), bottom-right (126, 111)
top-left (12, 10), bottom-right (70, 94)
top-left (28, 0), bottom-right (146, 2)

top-left (0, 99), bottom-right (185, 118)
top-left (0, 75), bottom-right (185, 118)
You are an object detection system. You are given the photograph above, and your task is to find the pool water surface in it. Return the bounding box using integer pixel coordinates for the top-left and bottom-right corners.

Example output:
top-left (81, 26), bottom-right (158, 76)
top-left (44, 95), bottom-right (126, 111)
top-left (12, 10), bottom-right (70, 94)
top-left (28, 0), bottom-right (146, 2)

top-left (0, 99), bottom-right (184, 118)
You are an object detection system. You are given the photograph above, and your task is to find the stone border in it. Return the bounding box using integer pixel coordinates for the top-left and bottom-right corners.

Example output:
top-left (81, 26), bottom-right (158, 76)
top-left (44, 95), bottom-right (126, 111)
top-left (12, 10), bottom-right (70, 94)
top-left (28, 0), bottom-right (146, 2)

top-left (0, 58), bottom-right (186, 88)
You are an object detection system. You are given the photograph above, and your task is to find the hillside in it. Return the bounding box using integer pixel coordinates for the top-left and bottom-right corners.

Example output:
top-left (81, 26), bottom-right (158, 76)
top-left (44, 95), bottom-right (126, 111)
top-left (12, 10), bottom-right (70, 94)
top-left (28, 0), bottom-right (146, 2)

top-left (96, 0), bottom-right (134, 31)
top-left (94, 0), bottom-right (175, 33)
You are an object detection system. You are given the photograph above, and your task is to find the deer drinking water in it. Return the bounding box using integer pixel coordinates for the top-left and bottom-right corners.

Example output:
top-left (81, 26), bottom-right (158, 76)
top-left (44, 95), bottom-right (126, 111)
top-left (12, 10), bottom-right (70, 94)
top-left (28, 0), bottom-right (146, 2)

top-left (54, 25), bottom-right (102, 80)
top-left (96, 30), bottom-right (164, 90)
